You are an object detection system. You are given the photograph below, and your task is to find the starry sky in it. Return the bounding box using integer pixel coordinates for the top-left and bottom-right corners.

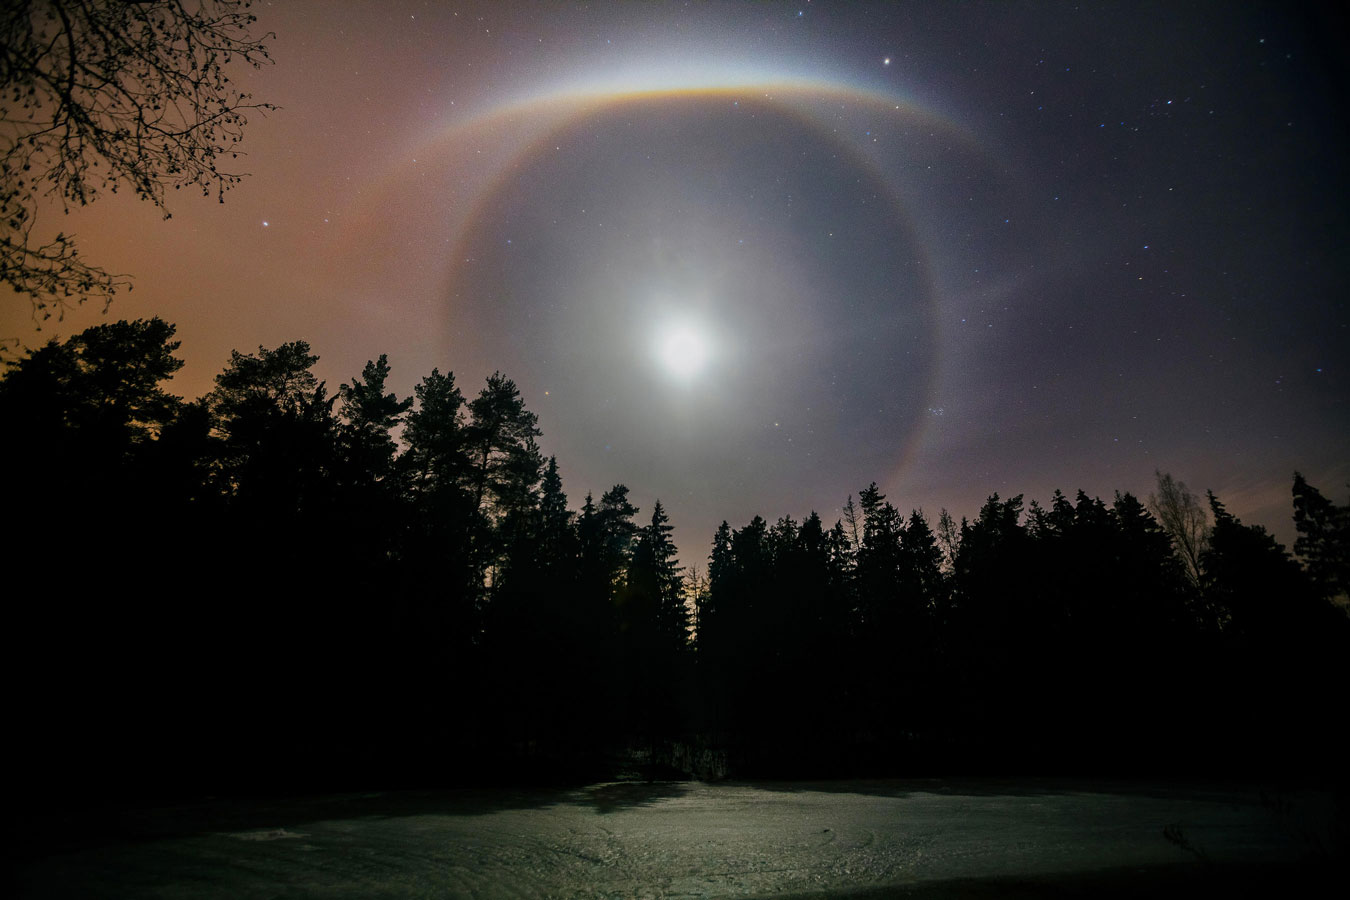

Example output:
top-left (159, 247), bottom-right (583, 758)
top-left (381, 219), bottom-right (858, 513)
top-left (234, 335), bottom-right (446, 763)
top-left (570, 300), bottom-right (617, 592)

top-left (6, 0), bottom-right (1346, 556)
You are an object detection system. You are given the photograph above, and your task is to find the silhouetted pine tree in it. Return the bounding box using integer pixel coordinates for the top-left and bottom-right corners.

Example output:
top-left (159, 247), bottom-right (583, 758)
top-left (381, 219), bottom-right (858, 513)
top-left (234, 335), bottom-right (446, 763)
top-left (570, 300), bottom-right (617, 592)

top-left (326, 356), bottom-right (415, 754)
top-left (1, 318), bottom-right (205, 798)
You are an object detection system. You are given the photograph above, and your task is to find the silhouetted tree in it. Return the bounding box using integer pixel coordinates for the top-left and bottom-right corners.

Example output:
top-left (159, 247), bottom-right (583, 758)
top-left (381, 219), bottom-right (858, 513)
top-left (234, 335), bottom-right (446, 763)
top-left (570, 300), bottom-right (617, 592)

top-left (1199, 490), bottom-right (1347, 770)
top-left (702, 515), bottom-right (771, 736)
top-left (901, 510), bottom-right (945, 612)
top-left (204, 340), bottom-right (344, 757)
top-left (396, 367), bottom-right (477, 680)
top-left (0, 317), bottom-right (184, 459)
top-left (628, 500), bottom-right (687, 651)
top-left (0, 317), bottom-right (190, 567)
top-left (209, 340), bottom-right (335, 515)
top-left (842, 493), bottom-right (862, 554)
top-left (0, 318), bottom-right (223, 799)
top-left (1292, 472), bottom-right (1350, 604)
top-left (696, 520), bottom-right (736, 729)
top-left (11, 321), bottom-right (1349, 788)
top-left (935, 507), bottom-right (960, 574)
top-left (1206, 490), bottom-right (1347, 641)
top-left (402, 368), bottom-right (469, 493)
top-left (895, 509), bottom-right (945, 733)
top-left (465, 372), bottom-right (541, 522)
top-left (537, 455), bottom-right (577, 575)
top-left (855, 483), bottom-right (903, 631)
top-left (1149, 470), bottom-right (1209, 588)
top-left (327, 355), bottom-right (414, 719)
top-left (946, 493), bottom-right (1029, 748)
top-left (619, 500), bottom-right (689, 736)
top-left (338, 354), bottom-right (411, 483)
top-left (580, 484), bottom-right (640, 600)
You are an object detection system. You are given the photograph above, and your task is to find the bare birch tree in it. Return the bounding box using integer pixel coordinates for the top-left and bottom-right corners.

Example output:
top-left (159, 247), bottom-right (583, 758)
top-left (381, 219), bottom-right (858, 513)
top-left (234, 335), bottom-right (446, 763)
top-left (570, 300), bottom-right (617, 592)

top-left (1148, 470), bottom-right (1209, 587)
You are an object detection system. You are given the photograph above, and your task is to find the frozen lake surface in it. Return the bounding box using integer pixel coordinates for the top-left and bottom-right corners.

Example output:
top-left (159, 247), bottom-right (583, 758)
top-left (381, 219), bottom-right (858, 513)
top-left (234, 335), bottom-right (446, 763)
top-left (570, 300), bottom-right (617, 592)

top-left (12, 778), bottom-right (1338, 897)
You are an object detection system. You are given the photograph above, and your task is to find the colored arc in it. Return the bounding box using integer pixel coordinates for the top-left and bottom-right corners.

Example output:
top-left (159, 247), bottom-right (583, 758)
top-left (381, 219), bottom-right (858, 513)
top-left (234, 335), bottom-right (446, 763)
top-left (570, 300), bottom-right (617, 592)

top-left (335, 72), bottom-right (995, 492)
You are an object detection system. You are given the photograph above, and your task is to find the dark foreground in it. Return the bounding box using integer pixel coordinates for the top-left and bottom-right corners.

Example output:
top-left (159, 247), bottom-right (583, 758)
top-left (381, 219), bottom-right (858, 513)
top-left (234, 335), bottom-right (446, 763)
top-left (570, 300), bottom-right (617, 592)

top-left (10, 779), bottom-right (1340, 898)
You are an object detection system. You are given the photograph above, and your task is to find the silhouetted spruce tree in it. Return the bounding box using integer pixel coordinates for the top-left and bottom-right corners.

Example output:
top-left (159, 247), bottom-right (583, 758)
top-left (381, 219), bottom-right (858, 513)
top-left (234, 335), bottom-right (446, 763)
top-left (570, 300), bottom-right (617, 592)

top-left (1202, 492), bottom-right (1319, 642)
top-left (620, 500), bottom-right (688, 736)
top-left (895, 509), bottom-right (945, 742)
top-left (1109, 490), bottom-right (1196, 638)
top-left (1105, 489), bottom-right (1207, 762)
top-left (723, 515), bottom-right (772, 738)
top-left (1017, 488), bottom-right (1199, 763)
top-left (763, 515), bottom-right (803, 698)
top-left (775, 511), bottom-right (856, 767)
top-left (537, 456), bottom-right (576, 572)
top-left (854, 484), bottom-right (907, 732)
top-left (480, 446), bottom-right (568, 761)
top-left (648, 501), bottom-right (689, 651)
top-left (572, 485), bottom-right (640, 739)
top-left (490, 431), bottom-right (544, 589)
top-left (1199, 491), bottom-right (1347, 771)
top-left (1292, 472), bottom-right (1350, 604)
top-left (697, 520), bottom-right (736, 731)
top-left (697, 517), bottom-right (760, 737)
top-left (855, 484), bottom-right (902, 624)
top-left (948, 493), bottom-right (1029, 753)
top-left (705, 521), bottom-right (735, 618)
top-left (900, 510), bottom-right (945, 610)
top-left (821, 514), bottom-right (861, 708)
top-left (526, 455), bottom-right (605, 757)
top-left (794, 512), bottom-right (842, 661)
top-left (581, 484), bottom-right (640, 599)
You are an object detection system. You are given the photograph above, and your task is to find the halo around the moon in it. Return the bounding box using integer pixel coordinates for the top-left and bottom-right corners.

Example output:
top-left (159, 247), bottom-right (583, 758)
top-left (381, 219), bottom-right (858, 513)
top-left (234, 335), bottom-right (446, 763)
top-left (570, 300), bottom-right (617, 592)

top-left (445, 93), bottom-right (940, 499)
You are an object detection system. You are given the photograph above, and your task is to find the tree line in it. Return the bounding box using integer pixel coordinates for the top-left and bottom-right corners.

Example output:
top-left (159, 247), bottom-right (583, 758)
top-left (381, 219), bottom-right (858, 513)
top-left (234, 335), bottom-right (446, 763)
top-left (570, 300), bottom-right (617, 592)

top-left (3, 318), bottom-right (1347, 800)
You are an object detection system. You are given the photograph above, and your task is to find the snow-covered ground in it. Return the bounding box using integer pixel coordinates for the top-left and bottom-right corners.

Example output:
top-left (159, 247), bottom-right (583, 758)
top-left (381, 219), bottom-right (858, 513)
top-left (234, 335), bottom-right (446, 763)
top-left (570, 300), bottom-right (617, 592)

top-left (12, 778), bottom-right (1337, 898)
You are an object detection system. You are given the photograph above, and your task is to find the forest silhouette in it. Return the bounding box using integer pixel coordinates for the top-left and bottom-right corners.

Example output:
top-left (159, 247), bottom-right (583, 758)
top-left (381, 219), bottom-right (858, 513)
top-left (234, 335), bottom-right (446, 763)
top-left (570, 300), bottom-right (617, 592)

top-left (4, 318), bottom-right (1347, 803)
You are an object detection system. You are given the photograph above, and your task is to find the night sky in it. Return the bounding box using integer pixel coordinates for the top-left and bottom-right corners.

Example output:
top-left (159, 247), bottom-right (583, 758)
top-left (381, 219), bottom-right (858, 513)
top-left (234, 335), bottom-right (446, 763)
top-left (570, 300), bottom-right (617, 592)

top-left (6, 0), bottom-right (1346, 556)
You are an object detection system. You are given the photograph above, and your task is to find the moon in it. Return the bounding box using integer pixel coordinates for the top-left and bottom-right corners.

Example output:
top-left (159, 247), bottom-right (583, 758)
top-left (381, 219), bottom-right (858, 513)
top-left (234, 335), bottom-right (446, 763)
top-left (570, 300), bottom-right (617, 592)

top-left (656, 322), bottom-right (710, 381)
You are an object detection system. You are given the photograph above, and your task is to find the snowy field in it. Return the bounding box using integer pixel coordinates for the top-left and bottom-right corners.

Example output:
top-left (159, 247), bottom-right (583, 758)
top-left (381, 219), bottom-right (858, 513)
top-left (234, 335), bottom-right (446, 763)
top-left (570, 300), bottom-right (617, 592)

top-left (11, 779), bottom-right (1338, 898)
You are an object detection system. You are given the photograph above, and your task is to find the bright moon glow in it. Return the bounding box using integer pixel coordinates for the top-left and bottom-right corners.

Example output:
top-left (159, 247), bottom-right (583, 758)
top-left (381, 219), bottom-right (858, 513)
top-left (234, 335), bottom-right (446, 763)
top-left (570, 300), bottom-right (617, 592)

top-left (657, 324), bottom-right (710, 380)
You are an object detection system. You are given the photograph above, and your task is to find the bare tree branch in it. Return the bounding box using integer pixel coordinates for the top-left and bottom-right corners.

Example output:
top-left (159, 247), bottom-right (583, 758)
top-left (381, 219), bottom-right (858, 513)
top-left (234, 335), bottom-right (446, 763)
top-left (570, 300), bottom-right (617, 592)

top-left (1, 0), bottom-right (275, 322)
